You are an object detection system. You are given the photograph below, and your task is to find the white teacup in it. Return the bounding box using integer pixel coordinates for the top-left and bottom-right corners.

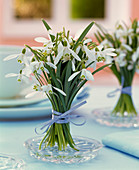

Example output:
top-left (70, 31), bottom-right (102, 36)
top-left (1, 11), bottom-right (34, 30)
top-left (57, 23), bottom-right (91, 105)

top-left (0, 45), bottom-right (29, 99)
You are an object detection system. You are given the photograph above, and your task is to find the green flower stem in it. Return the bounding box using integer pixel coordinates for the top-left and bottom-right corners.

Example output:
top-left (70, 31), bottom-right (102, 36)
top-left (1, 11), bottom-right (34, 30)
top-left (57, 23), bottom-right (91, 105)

top-left (112, 93), bottom-right (137, 117)
top-left (39, 122), bottom-right (77, 151)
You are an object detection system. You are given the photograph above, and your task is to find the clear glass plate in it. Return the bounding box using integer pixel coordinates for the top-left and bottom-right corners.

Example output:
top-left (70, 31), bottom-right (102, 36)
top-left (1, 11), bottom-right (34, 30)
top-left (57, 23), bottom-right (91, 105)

top-left (24, 136), bottom-right (103, 164)
top-left (0, 154), bottom-right (25, 170)
top-left (91, 107), bottom-right (139, 127)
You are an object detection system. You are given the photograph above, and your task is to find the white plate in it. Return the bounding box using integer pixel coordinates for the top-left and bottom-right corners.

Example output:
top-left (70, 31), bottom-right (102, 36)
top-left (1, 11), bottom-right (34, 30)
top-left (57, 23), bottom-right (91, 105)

top-left (0, 100), bottom-right (52, 119)
top-left (0, 86), bottom-right (48, 108)
top-left (0, 86), bottom-right (90, 120)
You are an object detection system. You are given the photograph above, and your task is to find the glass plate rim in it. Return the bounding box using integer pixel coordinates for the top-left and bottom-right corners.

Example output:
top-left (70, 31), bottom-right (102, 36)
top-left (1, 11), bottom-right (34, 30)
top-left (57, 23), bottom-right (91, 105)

top-left (24, 135), bottom-right (103, 164)
top-left (0, 153), bottom-right (25, 169)
top-left (91, 107), bottom-right (139, 127)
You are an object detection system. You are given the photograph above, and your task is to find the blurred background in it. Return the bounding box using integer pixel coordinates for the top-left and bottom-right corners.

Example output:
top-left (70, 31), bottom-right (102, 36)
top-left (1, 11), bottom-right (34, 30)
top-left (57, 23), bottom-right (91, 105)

top-left (0, 0), bottom-right (139, 85)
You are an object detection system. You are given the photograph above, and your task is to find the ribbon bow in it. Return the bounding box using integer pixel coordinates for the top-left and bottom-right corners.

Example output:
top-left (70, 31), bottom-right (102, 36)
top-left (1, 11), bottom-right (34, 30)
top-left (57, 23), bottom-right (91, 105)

top-left (107, 76), bottom-right (132, 98)
top-left (35, 101), bottom-right (87, 134)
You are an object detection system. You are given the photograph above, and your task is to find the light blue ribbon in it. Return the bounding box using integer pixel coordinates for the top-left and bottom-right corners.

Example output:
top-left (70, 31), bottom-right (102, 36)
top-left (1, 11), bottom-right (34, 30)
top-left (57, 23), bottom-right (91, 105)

top-left (35, 101), bottom-right (87, 134)
top-left (107, 76), bottom-right (132, 98)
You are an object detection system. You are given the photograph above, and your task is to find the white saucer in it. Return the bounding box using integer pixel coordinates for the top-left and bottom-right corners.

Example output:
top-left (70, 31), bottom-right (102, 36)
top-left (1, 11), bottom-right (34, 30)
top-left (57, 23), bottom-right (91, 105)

top-left (0, 85), bottom-right (90, 120)
top-left (0, 91), bottom-right (51, 119)
top-left (0, 93), bottom-right (47, 107)
top-left (0, 100), bottom-right (51, 119)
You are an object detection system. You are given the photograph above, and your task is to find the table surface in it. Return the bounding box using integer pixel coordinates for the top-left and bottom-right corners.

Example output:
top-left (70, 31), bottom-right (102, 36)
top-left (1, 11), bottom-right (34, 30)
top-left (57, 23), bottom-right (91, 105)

top-left (0, 85), bottom-right (139, 170)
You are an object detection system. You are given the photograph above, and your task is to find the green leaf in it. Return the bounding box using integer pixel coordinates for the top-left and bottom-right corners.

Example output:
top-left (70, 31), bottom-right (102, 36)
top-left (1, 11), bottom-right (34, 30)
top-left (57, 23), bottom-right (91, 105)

top-left (73, 21), bottom-right (95, 50)
top-left (95, 23), bottom-right (115, 45)
top-left (67, 63), bottom-right (112, 109)
top-left (25, 45), bottom-right (41, 60)
top-left (64, 61), bottom-right (72, 105)
top-left (42, 19), bottom-right (52, 31)
top-left (85, 61), bottom-right (95, 68)
top-left (50, 54), bottom-right (54, 63)
top-left (92, 63), bottom-right (111, 75)
top-left (94, 32), bottom-right (102, 43)
top-left (97, 30), bottom-right (105, 41)
top-left (56, 62), bottom-right (61, 78)
top-left (110, 64), bottom-right (121, 83)
top-left (95, 23), bottom-right (107, 35)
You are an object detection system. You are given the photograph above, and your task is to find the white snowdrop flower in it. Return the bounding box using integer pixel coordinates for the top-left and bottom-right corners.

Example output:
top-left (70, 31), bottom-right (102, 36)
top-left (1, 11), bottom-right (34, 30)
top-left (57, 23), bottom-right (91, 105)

top-left (5, 73), bottom-right (30, 84)
top-left (115, 28), bottom-right (133, 44)
top-left (105, 55), bottom-right (114, 65)
top-left (34, 37), bottom-right (49, 43)
top-left (83, 39), bottom-right (92, 44)
top-left (42, 84), bottom-right (66, 96)
top-left (83, 45), bottom-right (96, 69)
top-left (127, 64), bottom-right (133, 70)
top-left (121, 44), bottom-right (132, 52)
top-left (34, 37), bottom-right (53, 49)
top-left (115, 53), bottom-right (127, 67)
top-left (30, 61), bottom-right (44, 72)
top-left (71, 59), bottom-right (75, 71)
top-left (132, 47), bottom-right (139, 62)
top-left (68, 68), bottom-right (94, 82)
top-left (4, 52), bottom-right (29, 66)
top-left (54, 43), bottom-right (81, 65)
top-left (76, 46), bottom-right (81, 54)
top-left (80, 69), bottom-right (94, 81)
top-left (102, 48), bottom-right (117, 57)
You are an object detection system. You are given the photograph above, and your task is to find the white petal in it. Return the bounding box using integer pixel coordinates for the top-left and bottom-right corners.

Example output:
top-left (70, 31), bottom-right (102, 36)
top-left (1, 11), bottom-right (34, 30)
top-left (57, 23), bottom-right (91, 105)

top-left (104, 48), bottom-right (115, 52)
top-left (72, 60), bottom-right (75, 71)
top-left (119, 60), bottom-right (127, 67)
top-left (44, 68), bottom-right (49, 74)
top-left (5, 73), bottom-right (18, 78)
top-left (22, 66), bottom-right (32, 77)
top-left (69, 49), bottom-right (81, 61)
top-left (53, 86), bottom-right (66, 96)
top-left (68, 71), bottom-right (80, 81)
top-left (127, 64), bottom-right (133, 70)
top-left (58, 42), bottom-right (64, 53)
top-left (25, 91), bottom-right (39, 98)
top-left (84, 45), bottom-right (95, 60)
top-left (46, 62), bottom-right (57, 69)
top-left (83, 69), bottom-right (94, 81)
top-left (105, 51), bottom-right (117, 56)
top-left (119, 53), bottom-right (126, 59)
top-left (122, 44), bottom-right (132, 51)
top-left (132, 53), bottom-right (137, 62)
top-left (3, 54), bottom-right (19, 61)
top-left (105, 56), bottom-right (113, 64)
top-left (34, 37), bottom-right (48, 43)
top-left (64, 37), bottom-right (70, 48)
top-left (97, 45), bottom-right (104, 51)
top-left (128, 36), bottom-right (132, 45)
top-left (76, 46), bottom-right (81, 54)
top-left (54, 49), bottom-right (64, 65)
top-left (83, 39), bottom-right (92, 44)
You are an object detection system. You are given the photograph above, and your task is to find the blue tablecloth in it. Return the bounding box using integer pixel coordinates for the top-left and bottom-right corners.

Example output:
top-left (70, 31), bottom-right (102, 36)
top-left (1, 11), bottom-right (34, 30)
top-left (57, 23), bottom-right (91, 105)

top-left (0, 86), bottom-right (139, 170)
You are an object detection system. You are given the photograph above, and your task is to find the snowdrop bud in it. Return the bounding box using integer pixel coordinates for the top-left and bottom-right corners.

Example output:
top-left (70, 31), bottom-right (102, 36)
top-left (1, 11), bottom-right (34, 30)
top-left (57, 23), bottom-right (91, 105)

top-left (22, 48), bottom-right (26, 54)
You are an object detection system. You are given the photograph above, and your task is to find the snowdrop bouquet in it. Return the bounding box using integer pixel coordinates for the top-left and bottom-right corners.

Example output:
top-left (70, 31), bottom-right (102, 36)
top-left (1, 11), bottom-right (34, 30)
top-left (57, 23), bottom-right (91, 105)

top-left (95, 19), bottom-right (139, 117)
top-left (5, 20), bottom-right (115, 150)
